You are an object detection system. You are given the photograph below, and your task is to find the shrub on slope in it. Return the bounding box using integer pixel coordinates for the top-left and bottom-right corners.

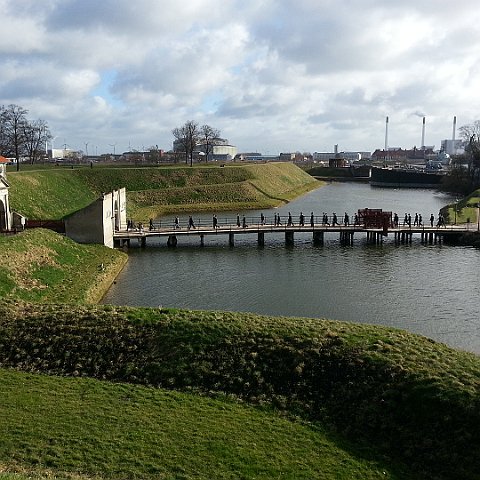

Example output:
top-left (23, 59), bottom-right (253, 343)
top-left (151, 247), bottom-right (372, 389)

top-left (0, 302), bottom-right (478, 480)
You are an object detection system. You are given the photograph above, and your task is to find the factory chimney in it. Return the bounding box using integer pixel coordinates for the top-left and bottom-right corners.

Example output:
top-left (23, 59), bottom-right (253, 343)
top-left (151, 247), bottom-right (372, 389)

top-left (452, 116), bottom-right (457, 142)
top-left (421, 117), bottom-right (426, 150)
top-left (384, 116), bottom-right (389, 151)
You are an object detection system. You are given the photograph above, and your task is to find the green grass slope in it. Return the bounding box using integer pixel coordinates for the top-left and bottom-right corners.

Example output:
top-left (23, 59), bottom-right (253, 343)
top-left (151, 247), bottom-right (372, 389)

top-left (0, 229), bottom-right (127, 304)
top-left (7, 163), bottom-right (319, 221)
top-left (0, 368), bottom-right (402, 480)
top-left (0, 302), bottom-right (478, 480)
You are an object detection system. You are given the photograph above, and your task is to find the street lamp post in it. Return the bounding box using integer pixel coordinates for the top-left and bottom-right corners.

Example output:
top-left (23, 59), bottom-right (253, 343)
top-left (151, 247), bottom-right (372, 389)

top-left (454, 198), bottom-right (458, 225)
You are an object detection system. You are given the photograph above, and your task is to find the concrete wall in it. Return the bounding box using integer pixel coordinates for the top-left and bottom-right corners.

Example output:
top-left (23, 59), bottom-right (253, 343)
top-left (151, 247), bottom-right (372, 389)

top-left (0, 178), bottom-right (11, 231)
top-left (64, 188), bottom-right (126, 248)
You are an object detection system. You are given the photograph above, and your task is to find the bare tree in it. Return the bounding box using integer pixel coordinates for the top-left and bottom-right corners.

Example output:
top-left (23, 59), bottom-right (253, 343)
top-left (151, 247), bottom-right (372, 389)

top-left (172, 120), bottom-right (199, 167)
top-left (0, 104), bottom-right (28, 171)
top-left (200, 124), bottom-right (221, 162)
top-left (24, 119), bottom-right (52, 164)
top-left (456, 121), bottom-right (480, 191)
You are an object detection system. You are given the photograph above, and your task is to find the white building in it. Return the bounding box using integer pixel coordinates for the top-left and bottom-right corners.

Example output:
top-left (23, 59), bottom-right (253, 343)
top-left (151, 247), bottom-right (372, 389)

top-left (0, 156), bottom-right (12, 231)
top-left (441, 139), bottom-right (465, 156)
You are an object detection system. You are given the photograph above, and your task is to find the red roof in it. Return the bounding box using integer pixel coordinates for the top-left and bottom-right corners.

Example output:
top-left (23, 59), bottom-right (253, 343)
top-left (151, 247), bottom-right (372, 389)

top-left (0, 156), bottom-right (9, 164)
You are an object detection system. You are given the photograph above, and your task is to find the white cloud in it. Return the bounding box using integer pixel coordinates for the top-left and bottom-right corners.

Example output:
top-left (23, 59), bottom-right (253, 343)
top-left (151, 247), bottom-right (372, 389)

top-left (1, 0), bottom-right (480, 153)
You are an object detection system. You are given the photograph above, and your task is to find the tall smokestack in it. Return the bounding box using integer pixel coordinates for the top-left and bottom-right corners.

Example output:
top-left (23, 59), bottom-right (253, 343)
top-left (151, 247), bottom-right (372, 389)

top-left (385, 116), bottom-right (389, 152)
top-left (452, 116), bottom-right (457, 142)
top-left (421, 117), bottom-right (426, 150)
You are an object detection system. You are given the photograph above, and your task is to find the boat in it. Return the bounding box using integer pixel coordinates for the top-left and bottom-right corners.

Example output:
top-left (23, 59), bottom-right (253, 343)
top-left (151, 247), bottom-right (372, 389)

top-left (370, 166), bottom-right (445, 188)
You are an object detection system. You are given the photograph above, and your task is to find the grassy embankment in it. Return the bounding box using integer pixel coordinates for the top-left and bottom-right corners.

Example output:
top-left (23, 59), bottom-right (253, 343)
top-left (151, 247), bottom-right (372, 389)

top-left (0, 229), bottom-right (127, 304)
top-left (7, 163), bottom-right (320, 222)
top-left (441, 188), bottom-right (480, 224)
top-left (0, 301), bottom-right (479, 479)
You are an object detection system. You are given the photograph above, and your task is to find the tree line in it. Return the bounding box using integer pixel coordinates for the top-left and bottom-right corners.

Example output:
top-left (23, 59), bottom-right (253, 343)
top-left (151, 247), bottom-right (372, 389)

top-left (172, 120), bottom-right (222, 166)
top-left (0, 104), bottom-right (52, 171)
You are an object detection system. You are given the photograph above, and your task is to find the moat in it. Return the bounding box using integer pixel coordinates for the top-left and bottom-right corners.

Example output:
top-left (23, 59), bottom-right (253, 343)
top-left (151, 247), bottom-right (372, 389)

top-left (102, 182), bottom-right (480, 354)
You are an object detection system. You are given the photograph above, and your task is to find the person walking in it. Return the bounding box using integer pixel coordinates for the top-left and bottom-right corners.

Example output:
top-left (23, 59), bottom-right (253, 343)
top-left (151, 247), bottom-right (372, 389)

top-left (430, 214), bottom-right (434, 227)
top-left (236, 214), bottom-right (241, 227)
top-left (174, 216), bottom-right (180, 229)
top-left (188, 216), bottom-right (195, 230)
top-left (310, 212), bottom-right (314, 227)
top-left (287, 212), bottom-right (293, 226)
top-left (299, 212), bottom-right (305, 226)
top-left (213, 214), bottom-right (218, 229)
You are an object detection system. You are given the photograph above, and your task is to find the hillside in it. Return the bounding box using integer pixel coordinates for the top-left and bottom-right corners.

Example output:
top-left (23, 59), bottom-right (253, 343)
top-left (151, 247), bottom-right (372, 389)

top-left (0, 229), bottom-right (127, 304)
top-left (7, 163), bottom-right (319, 221)
top-left (0, 368), bottom-right (403, 480)
top-left (1, 301), bottom-right (479, 479)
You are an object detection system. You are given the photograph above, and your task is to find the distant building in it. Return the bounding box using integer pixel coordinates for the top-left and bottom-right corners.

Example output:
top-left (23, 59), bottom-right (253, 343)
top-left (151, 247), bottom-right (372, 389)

top-left (441, 139), bottom-right (465, 156)
top-left (173, 138), bottom-right (237, 161)
top-left (279, 153), bottom-right (295, 161)
top-left (371, 147), bottom-right (435, 163)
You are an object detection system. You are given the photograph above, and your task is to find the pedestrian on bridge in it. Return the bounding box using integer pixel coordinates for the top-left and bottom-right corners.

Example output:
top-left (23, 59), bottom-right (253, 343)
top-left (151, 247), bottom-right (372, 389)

top-left (149, 218), bottom-right (154, 231)
top-left (413, 213), bottom-right (419, 226)
top-left (393, 213), bottom-right (399, 227)
top-left (237, 214), bottom-right (241, 227)
top-left (299, 212), bottom-right (305, 226)
top-left (407, 214), bottom-right (412, 228)
top-left (287, 212), bottom-right (293, 226)
top-left (188, 216), bottom-right (196, 230)
top-left (332, 213), bottom-right (338, 226)
top-left (418, 214), bottom-right (423, 226)
top-left (261, 213), bottom-right (265, 225)
top-left (430, 214), bottom-right (434, 227)
top-left (242, 215), bottom-right (248, 228)
top-left (310, 212), bottom-right (314, 227)
top-left (404, 213), bottom-right (408, 226)
top-left (344, 212), bottom-right (349, 226)
top-left (174, 216), bottom-right (180, 229)
top-left (213, 214), bottom-right (218, 229)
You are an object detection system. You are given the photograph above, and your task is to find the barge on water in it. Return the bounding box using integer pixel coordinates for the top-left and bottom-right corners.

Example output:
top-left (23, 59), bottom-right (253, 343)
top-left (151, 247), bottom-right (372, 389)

top-left (370, 166), bottom-right (445, 188)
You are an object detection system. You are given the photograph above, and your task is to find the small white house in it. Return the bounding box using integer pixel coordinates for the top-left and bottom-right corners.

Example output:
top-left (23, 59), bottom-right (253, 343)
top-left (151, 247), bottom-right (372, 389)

top-left (0, 156), bottom-right (12, 231)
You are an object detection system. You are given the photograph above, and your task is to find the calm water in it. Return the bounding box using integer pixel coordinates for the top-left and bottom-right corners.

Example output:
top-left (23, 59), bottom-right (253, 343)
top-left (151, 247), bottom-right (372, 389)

top-left (102, 183), bottom-right (480, 354)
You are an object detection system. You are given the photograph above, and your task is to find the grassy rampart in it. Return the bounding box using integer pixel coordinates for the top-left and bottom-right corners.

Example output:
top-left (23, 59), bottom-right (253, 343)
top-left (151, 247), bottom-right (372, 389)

top-left (0, 301), bottom-right (478, 480)
top-left (7, 163), bottom-right (319, 221)
top-left (0, 229), bottom-right (127, 304)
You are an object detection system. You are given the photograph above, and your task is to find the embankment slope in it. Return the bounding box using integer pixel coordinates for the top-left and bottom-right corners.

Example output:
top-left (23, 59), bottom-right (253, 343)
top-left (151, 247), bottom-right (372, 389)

top-left (0, 229), bottom-right (127, 304)
top-left (7, 163), bottom-right (319, 221)
top-left (0, 301), bottom-right (479, 480)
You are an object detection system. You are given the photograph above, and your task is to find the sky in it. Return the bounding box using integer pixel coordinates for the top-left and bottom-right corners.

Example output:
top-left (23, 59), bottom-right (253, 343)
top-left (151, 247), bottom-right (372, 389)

top-left (1, 0), bottom-right (480, 156)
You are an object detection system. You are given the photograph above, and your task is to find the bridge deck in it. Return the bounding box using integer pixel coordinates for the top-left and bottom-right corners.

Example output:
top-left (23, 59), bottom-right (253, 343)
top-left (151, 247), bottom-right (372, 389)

top-left (113, 222), bottom-right (477, 246)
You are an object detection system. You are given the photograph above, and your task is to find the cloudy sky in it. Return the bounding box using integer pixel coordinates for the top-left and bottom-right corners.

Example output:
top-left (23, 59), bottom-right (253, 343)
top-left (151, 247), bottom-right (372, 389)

top-left (1, 0), bottom-right (480, 155)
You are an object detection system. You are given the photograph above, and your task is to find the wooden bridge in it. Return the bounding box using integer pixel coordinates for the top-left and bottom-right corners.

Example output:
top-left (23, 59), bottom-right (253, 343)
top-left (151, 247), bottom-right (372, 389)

top-left (113, 217), bottom-right (478, 248)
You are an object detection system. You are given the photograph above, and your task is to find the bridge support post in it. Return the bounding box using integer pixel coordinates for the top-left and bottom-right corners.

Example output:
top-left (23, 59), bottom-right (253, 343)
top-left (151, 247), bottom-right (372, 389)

top-left (140, 236), bottom-right (146, 248)
top-left (258, 232), bottom-right (265, 246)
top-left (167, 235), bottom-right (177, 248)
top-left (313, 230), bottom-right (324, 246)
top-left (429, 232), bottom-right (433, 244)
top-left (229, 232), bottom-right (234, 247)
top-left (200, 234), bottom-right (204, 247)
top-left (285, 231), bottom-right (294, 246)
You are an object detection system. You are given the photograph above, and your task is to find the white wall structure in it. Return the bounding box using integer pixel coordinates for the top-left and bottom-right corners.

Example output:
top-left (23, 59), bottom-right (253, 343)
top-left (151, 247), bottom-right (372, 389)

top-left (0, 158), bottom-right (12, 231)
top-left (65, 188), bottom-right (126, 248)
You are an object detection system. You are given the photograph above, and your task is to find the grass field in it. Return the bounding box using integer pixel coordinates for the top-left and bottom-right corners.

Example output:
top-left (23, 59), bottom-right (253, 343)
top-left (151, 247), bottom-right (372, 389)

top-left (0, 368), bottom-right (405, 480)
top-left (0, 301), bottom-right (479, 479)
